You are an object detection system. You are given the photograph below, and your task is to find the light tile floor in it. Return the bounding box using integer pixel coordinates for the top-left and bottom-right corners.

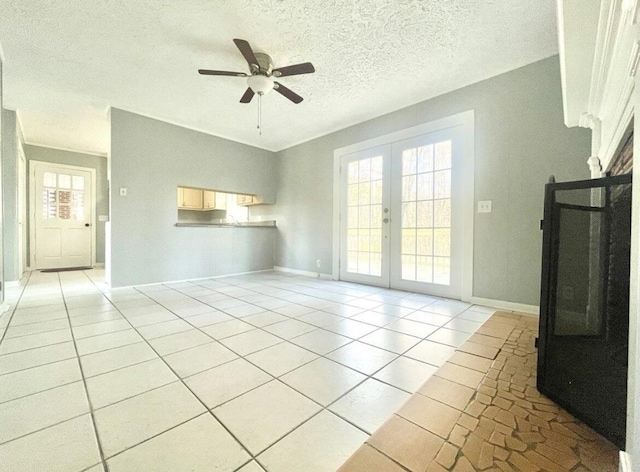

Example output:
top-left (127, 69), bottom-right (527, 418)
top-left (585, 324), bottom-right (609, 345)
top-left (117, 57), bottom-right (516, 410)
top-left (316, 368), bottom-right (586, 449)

top-left (0, 269), bottom-right (495, 471)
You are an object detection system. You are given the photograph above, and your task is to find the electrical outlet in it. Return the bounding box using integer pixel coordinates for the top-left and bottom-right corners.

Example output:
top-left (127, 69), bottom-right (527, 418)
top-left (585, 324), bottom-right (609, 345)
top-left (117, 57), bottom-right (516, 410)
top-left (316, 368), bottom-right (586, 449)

top-left (316, 259), bottom-right (321, 268)
top-left (119, 187), bottom-right (127, 197)
top-left (478, 200), bottom-right (492, 213)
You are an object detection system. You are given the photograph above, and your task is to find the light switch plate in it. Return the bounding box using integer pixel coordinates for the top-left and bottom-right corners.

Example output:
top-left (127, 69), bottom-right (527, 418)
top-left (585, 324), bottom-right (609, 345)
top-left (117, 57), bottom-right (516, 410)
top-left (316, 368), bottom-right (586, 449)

top-left (99, 215), bottom-right (109, 222)
top-left (478, 200), bottom-right (492, 213)
top-left (119, 187), bottom-right (127, 197)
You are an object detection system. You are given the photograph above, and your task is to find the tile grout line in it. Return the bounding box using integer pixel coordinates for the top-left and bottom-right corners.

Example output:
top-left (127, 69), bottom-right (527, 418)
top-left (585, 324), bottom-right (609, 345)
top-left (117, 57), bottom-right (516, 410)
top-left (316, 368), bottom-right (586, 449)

top-left (0, 271), bottom-right (31, 346)
top-left (77, 273), bottom-right (263, 468)
top-left (124, 281), bottom-right (466, 458)
top-left (116, 283), bottom-right (384, 466)
top-left (57, 273), bottom-right (112, 472)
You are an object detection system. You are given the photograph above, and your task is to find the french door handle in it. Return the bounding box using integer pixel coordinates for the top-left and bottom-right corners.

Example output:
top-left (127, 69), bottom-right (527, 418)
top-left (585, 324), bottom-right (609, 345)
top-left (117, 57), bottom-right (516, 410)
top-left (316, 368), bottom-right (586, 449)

top-left (383, 218), bottom-right (389, 224)
top-left (85, 223), bottom-right (90, 227)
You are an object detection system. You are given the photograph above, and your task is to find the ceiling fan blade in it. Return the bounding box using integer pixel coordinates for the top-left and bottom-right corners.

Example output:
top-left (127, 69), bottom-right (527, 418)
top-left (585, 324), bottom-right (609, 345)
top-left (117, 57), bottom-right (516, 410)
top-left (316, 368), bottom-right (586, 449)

top-left (198, 69), bottom-right (247, 77)
top-left (274, 82), bottom-right (303, 104)
top-left (233, 39), bottom-right (259, 71)
top-left (272, 62), bottom-right (315, 77)
top-left (240, 88), bottom-right (255, 103)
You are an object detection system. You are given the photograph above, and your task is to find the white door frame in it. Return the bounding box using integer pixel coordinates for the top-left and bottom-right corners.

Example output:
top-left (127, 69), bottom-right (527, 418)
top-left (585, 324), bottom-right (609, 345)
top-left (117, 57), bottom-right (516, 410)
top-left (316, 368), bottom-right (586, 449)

top-left (29, 160), bottom-right (97, 269)
top-left (18, 146), bottom-right (26, 276)
top-left (332, 110), bottom-right (475, 300)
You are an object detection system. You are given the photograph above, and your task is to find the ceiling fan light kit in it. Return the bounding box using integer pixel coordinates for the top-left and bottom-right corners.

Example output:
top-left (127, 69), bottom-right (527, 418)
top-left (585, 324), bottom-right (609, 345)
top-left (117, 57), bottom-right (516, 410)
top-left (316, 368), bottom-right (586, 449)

top-left (247, 75), bottom-right (274, 95)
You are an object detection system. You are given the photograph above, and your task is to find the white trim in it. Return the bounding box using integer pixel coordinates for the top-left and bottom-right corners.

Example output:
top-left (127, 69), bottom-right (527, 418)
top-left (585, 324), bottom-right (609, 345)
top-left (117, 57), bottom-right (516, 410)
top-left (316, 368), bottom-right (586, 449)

top-left (601, 89), bottom-right (635, 170)
top-left (619, 451), bottom-right (632, 472)
top-left (22, 142), bottom-right (108, 158)
top-left (5, 281), bottom-right (20, 288)
top-left (0, 302), bottom-right (10, 314)
top-left (116, 269), bottom-right (276, 289)
top-left (94, 263), bottom-right (105, 268)
top-left (332, 110), bottom-right (475, 299)
top-left (466, 296), bottom-right (539, 316)
top-left (29, 160), bottom-right (97, 270)
top-left (274, 266), bottom-right (333, 279)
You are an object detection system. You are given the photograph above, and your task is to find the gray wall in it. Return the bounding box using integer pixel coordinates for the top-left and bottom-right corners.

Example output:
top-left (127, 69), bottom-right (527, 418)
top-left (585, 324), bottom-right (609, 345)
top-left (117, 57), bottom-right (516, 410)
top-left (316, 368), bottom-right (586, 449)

top-left (0, 59), bottom-right (4, 305)
top-left (1, 109), bottom-right (18, 281)
top-left (271, 56), bottom-right (591, 306)
top-left (24, 144), bottom-right (109, 264)
top-left (109, 108), bottom-right (279, 287)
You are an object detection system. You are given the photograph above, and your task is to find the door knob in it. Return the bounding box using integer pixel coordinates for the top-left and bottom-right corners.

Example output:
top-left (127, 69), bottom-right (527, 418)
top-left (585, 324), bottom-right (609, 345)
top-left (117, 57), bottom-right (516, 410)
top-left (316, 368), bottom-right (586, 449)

top-left (85, 223), bottom-right (90, 227)
top-left (383, 218), bottom-right (389, 224)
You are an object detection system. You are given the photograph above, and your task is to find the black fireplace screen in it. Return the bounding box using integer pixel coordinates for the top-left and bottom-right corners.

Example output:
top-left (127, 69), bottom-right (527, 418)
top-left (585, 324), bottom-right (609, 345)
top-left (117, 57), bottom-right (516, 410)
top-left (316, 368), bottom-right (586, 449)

top-left (538, 173), bottom-right (632, 449)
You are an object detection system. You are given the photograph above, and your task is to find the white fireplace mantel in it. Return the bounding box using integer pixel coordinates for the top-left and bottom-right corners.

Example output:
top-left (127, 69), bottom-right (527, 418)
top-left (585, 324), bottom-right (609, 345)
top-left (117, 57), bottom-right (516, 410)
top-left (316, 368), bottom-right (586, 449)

top-left (558, 0), bottom-right (640, 169)
top-left (557, 0), bottom-right (640, 467)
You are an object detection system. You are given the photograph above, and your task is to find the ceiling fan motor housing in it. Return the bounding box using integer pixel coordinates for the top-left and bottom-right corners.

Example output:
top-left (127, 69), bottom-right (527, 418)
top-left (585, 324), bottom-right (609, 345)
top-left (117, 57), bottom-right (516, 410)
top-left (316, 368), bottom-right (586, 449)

top-left (253, 53), bottom-right (274, 76)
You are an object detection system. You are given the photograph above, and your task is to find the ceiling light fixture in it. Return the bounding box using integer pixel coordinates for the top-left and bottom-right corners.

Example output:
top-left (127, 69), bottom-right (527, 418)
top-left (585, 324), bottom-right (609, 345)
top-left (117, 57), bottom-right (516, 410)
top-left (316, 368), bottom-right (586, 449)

top-left (247, 75), bottom-right (274, 135)
top-left (247, 75), bottom-right (274, 95)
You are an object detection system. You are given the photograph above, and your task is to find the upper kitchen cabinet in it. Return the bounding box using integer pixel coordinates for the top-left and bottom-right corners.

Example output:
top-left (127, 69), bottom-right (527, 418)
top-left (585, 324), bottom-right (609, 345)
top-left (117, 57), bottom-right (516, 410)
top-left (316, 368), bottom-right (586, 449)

top-left (177, 187), bottom-right (203, 209)
top-left (203, 190), bottom-right (227, 210)
top-left (236, 194), bottom-right (265, 206)
top-left (178, 187), bottom-right (227, 211)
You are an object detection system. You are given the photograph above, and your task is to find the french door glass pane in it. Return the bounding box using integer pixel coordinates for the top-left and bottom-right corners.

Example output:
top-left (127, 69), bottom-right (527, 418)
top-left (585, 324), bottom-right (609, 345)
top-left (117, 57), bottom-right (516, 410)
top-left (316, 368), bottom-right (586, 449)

top-left (346, 156), bottom-right (383, 277)
top-left (58, 174), bottom-right (71, 189)
top-left (401, 141), bottom-right (452, 285)
top-left (43, 172), bottom-right (56, 187)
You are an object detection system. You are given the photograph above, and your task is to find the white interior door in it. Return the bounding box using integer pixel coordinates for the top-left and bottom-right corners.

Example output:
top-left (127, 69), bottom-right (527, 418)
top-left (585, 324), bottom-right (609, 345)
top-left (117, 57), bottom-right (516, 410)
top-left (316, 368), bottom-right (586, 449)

top-left (339, 128), bottom-right (463, 298)
top-left (33, 162), bottom-right (94, 269)
top-left (339, 146), bottom-right (391, 287)
top-left (389, 129), bottom-right (463, 298)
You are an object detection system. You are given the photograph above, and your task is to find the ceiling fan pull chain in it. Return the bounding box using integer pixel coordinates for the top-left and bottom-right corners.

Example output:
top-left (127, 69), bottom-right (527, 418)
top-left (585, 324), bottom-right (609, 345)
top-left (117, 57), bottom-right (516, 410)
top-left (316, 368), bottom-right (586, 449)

top-left (257, 93), bottom-right (262, 135)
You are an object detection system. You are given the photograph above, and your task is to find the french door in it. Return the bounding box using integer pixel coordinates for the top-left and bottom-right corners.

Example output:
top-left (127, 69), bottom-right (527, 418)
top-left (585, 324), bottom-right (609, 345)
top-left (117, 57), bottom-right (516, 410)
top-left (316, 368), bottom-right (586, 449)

top-left (339, 127), bottom-right (463, 298)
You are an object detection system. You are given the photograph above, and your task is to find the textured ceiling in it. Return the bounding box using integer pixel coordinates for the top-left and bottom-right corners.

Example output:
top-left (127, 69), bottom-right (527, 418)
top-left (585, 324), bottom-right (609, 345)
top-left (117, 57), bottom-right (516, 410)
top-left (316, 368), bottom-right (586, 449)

top-left (0, 0), bottom-right (558, 155)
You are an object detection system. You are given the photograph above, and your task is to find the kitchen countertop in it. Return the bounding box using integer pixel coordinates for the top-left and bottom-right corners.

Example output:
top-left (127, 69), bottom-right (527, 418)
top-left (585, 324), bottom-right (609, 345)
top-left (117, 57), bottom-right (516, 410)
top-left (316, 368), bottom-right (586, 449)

top-left (175, 221), bottom-right (276, 228)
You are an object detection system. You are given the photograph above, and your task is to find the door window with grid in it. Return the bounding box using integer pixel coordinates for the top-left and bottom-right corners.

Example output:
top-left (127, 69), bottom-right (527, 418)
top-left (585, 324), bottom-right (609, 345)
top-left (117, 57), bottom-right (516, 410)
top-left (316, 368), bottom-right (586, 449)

top-left (42, 171), bottom-right (86, 221)
top-left (346, 155), bottom-right (384, 277)
top-left (400, 141), bottom-right (452, 284)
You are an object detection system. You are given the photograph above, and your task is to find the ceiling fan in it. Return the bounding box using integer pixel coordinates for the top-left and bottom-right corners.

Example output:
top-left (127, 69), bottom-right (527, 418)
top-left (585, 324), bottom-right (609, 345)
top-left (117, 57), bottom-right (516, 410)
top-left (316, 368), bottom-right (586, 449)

top-left (198, 39), bottom-right (315, 104)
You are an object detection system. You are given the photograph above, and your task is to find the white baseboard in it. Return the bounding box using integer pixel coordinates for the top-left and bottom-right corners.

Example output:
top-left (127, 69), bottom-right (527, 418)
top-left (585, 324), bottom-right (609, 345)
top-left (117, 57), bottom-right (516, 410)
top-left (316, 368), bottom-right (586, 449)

top-left (465, 296), bottom-right (539, 316)
top-left (5, 281), bottom-right (21, 288)
top-left (0, 302), bottom-right (10, 314)
top-left (619, 451), bottom-right (632, 472)
top-left (274, 266), bottom-right (333, 280)
top-left (94, 263), bottom-right (105, 268)
top-left (273, 268), bottom-right (540, 314)
top-left (113, 269), bottom-right (275, 289)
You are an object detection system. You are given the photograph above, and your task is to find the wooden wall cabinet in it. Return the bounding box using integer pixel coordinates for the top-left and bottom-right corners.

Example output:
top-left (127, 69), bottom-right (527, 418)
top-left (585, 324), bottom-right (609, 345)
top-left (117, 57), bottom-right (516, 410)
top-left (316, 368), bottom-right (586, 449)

top-left (236, 194), bottom-right (264, 206)
top-left (178, 187), bottom-right (226, 211)
top-left (177, 187), bottom-right (203, 209)
top-left (203, 190), bottom-right (227, 210)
